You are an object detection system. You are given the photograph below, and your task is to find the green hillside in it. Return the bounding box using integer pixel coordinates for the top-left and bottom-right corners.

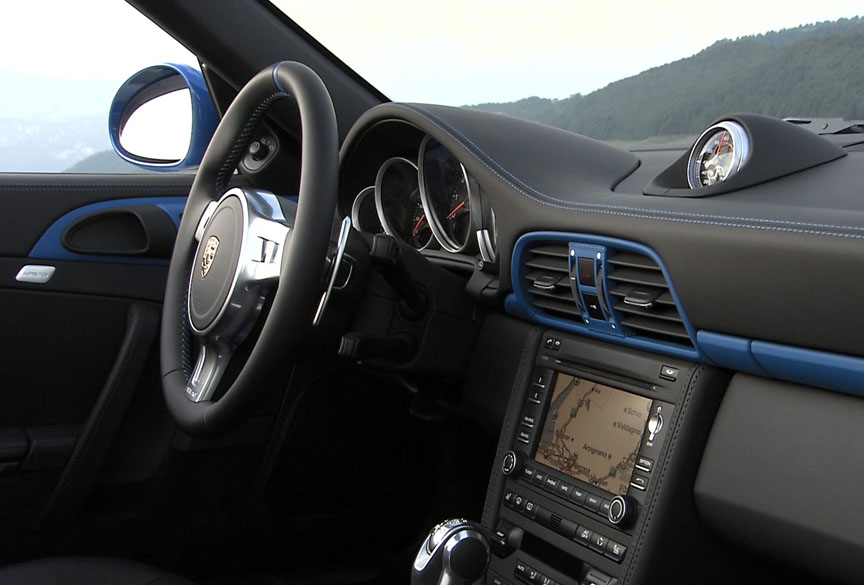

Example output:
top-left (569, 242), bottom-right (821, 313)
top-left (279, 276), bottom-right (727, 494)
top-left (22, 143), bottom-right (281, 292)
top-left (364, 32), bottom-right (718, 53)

top-left (470, 17), bottom-right (864, 141)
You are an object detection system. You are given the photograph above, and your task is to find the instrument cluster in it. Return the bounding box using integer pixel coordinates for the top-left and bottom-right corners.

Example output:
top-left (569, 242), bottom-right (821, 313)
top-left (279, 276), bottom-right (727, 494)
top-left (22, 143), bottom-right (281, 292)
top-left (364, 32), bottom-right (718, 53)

top-left (349, 134), bottom-right (497, 263)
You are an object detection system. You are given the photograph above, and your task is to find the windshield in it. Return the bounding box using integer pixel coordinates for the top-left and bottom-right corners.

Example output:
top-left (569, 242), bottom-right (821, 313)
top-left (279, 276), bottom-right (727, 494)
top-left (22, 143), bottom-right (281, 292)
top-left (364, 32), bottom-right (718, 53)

top-left (275, 1), bottom-right (863, 143)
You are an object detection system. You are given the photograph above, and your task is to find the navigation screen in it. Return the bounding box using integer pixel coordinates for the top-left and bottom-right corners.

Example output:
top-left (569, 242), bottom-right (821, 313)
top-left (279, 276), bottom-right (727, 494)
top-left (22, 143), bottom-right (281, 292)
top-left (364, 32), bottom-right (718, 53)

top-left (535, 374), bottom-right (652, 495)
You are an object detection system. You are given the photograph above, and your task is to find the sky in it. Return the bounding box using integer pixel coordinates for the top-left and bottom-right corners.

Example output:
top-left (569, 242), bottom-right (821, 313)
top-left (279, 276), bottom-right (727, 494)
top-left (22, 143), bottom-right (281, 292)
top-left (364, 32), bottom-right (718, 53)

top-left (278, 0), bottom-right (864, 105)
top-left (0, 0), bottom-right (862, 109)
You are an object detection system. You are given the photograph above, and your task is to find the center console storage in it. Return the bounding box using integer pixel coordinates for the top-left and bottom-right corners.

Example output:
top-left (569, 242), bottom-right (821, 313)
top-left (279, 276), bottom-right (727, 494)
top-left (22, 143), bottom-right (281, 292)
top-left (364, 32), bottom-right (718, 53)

top-left (481, 328), bottom-right (729, 585)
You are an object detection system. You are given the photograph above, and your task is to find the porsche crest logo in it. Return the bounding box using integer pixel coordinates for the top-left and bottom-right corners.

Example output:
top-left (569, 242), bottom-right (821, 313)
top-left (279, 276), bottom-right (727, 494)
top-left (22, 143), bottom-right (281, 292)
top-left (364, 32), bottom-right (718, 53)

top-left (201, 236), bottom-right (220, 278)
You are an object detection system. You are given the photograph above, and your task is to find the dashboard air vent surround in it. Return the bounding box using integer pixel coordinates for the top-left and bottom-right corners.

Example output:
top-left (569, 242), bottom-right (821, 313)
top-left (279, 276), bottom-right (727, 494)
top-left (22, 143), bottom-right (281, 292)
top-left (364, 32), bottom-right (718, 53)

top-left (510, 232), bottom-right (700, 361)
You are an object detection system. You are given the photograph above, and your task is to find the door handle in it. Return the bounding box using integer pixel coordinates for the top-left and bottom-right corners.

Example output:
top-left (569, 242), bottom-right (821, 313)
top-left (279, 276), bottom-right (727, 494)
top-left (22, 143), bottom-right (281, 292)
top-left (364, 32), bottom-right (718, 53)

top-left (61, 205), bottom-right (177, 258)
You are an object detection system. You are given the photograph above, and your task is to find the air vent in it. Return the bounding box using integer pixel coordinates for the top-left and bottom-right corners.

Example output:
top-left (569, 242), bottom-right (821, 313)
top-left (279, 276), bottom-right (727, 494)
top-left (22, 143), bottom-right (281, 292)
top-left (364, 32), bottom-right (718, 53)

top-left (513, 233), bottom-right (698, 358)
top-left (606, 252), bottom-right (692, 346)
top-left (522, 242), bottom-right (580, 319)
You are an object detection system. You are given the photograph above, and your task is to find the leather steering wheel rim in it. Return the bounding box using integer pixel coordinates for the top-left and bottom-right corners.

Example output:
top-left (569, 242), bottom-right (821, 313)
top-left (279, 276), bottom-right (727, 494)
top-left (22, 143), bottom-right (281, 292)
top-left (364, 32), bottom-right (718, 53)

top-left (160, 61), bottom-right (338, 437)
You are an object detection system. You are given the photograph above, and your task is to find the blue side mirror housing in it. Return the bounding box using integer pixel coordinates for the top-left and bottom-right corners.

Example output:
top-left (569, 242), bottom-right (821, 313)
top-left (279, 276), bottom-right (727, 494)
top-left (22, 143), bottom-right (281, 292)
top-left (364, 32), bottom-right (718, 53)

top-left (109, 63), bottom-right (219, 171)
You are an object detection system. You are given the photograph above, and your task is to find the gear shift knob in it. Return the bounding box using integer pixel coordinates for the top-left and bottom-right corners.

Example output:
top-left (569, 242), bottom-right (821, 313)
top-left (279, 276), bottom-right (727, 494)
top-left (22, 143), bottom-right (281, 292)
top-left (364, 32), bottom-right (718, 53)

top-left (412, 519), bottom-right (490, 585)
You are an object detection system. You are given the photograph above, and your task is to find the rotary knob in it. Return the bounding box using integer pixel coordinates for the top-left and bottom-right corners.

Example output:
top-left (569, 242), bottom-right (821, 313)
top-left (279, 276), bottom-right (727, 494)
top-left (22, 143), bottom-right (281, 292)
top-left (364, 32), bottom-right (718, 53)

top-left (608, 495), bottom-right (637, 528)
top-left (501, 450), bottom-right (523, 476)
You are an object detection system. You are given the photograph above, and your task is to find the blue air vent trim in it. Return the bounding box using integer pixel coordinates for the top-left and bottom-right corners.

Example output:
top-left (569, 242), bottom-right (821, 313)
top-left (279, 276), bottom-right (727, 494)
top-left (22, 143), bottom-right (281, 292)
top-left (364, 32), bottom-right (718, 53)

top-left (29, 197), bottom-right (185, 265)
top-left (508, 231), bottom-right (702, 362)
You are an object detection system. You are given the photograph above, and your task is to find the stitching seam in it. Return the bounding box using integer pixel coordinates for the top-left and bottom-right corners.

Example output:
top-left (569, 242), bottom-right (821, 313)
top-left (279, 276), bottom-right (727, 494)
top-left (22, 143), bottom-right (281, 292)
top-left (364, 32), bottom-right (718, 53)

top-left (393, 104), bottom-right (864, 239)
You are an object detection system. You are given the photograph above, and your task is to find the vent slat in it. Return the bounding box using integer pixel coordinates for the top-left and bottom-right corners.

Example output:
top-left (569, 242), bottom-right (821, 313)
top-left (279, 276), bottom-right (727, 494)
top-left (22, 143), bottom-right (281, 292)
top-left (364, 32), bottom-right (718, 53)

top-left (529, 287), bottom-right (574, 302)
top-left (607, 266), bottom-right (667, 288)
top-left (525, 256), bottom-right (569, 272)
top-left (608, 253), bottom-right (660, 271)
top-left (619, 316), bottom-right (691, 341)
top-left (608, 285), bottom-right (675, 306)
top-left (530, 244), bottom-right (570, 258)
top-left (524, 270), bottom-right (570, 288)
top-left (613, 302), bottom-right (684, 324)
top-left (532, 297), bottom-right (584, 318)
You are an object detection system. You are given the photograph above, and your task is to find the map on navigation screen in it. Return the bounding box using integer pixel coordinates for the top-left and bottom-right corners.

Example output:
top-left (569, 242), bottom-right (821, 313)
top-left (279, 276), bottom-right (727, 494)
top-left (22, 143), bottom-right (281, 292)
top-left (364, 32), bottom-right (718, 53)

top-left (535, 374), bottom-right (652, 495)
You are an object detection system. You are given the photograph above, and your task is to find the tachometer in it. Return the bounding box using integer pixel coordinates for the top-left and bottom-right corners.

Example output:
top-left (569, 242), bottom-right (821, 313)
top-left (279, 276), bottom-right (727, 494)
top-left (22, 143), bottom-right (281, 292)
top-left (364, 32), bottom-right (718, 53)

top-left (687, 121), bottom-right (751, 189)
top-left (375, 157), bottom-right (434, 249)
top-left (419, 136), bottom-right (474, 253)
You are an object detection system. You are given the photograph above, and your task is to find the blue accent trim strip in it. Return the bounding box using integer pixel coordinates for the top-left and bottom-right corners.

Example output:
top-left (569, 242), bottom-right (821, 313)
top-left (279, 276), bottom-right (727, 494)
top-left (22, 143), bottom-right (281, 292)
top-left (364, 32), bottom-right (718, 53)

top-left (29, 197), bottom-right (185, 265)
top-left (508, 231), bottom-right (702, 362)
top-left (109, 63), bottom-right (219, 171)
top-left (696, 331), bottom-right (769, 377)
top-left (272, 62), bottom-right (288, 94)
top-left (751, 341), bottom-right (864, 397)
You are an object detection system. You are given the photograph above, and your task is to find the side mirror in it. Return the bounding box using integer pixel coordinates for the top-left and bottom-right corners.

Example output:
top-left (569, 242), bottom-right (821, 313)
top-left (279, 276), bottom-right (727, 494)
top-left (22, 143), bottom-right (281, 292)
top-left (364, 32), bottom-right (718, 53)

top-left (109, 63), bottom-right (219, 171)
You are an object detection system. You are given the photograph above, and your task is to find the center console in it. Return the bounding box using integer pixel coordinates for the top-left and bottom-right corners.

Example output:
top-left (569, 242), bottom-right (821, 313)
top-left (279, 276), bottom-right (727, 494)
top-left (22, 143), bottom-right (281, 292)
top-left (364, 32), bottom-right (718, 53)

top-left (481, 329), bottom-right (712, 585)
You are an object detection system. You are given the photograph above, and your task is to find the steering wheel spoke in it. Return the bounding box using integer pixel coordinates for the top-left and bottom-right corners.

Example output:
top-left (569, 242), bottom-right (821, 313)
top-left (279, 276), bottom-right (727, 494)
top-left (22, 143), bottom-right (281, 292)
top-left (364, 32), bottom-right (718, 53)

top-left (185, 341), bottom-right (234, 403)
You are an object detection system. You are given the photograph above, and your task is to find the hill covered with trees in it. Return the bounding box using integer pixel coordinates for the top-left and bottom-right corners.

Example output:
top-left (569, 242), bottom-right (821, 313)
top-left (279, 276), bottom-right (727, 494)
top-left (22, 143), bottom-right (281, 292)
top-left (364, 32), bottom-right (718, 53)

top-left (470, 17), bottom-right (864, 141)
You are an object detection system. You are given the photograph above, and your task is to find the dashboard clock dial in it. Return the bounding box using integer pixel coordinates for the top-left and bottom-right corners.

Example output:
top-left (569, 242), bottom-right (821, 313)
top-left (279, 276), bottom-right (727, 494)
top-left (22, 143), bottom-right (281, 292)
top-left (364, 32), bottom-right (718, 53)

top-left (375, 157), bottom-right (433, 249)
top-left (687, 121), bottom-right (751, 189)
top-left (419, 136), bottom-right (473, 253)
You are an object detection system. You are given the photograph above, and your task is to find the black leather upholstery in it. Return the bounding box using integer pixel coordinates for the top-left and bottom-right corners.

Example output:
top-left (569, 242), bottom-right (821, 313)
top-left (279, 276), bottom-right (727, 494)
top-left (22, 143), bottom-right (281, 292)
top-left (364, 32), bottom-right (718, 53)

top-left (0, 556), bottom-right (195, 585)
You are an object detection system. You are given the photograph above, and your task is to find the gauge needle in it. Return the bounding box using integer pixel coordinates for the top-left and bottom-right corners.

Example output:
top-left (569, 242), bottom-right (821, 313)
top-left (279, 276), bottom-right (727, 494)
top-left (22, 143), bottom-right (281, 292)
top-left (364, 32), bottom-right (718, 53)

top-left (412, 214), bottom-right (426, 236)
top-left (446, 201), bottom-right (466, 220)
top-left (715, 132), bottom-right (725, 155)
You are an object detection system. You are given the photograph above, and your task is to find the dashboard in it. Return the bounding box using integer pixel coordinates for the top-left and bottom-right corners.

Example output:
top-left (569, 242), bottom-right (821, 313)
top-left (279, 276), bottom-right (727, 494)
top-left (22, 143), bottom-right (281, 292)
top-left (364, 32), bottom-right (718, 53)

top-left (337, 103), bottom-right (864, 585)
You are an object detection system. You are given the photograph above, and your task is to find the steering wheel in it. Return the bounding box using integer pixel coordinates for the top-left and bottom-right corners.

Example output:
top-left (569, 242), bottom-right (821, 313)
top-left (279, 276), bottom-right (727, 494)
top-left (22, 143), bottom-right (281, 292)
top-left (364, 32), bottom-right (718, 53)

top-left (160, 62), bottom-right (338, 437)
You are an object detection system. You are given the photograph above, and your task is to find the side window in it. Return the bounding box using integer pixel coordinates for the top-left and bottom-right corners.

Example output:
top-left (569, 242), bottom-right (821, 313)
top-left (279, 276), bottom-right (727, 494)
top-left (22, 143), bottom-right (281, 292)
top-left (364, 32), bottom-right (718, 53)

top-left (0, 1), bottom-right (201, 173)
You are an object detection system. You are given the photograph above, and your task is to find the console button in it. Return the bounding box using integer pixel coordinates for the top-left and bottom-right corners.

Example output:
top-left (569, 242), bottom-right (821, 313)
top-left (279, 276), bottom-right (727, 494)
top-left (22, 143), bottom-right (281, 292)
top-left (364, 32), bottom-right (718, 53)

top-left (606, 539), bottom-right (628, 563)
top-left (570, 486), bottom-right (587, 506)
top-left (575, 526), bottom-right (593, 546)
top-left (532, 470), bottom-right (547, 486)
top-left (600, 499), bottom-right (612, 517)
top-left (636, 456), bottom-right (654, 473)
top-left (529, 390), bottom-right (544, 404)
top-left (630, 474), bottom-right (649, 491)
top-left (517, 430), bottom-right (532, 445)
top-left (578, 257), bottom-right (595, 287)
top-left (526, 567), bottom-right (541, 583)
top-left (582, 569), bottom-right (612, 585)
top-left (659, 364), bottom-right (678, 381)
top-left (514, 561), bottom-right (528, 579)
top-left (544, 476), bottom-right (560, 492)
top-left (524, 500), bottom-right (537, 518)
top-left (583, 293), bottom-right (605, 320)
top-left (521, 415), bottom-right (536, 429)
top-left (540, 576), bottom-right (558, 585)
top-left (503, 489), bottom-right (515, 508)
top-left (513, 495), bottom-right (525, 510)
top-left (489, 575), bottom-right (508, 585)
top-left (585, 493), bottom-right (603, 512)
top-left (589, 532), bottom-right (609, 554)
top-left (556, 481), bottom-right (573, 499)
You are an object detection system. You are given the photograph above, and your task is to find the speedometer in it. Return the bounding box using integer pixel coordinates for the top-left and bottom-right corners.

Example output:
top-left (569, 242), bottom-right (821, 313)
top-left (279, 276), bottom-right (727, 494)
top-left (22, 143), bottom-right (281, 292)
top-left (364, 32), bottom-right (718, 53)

top-left (375, 157), bottom-right (434, 250)
top-left (687, 121), bottom-right (751, 189)
top-left (419, 136), bottom-right (474, 253)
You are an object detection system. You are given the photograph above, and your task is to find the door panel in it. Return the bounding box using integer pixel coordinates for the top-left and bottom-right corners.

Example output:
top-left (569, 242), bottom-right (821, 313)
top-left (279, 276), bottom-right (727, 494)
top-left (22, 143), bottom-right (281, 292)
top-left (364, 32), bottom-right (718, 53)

top-left (0, 174), bottom-right (190, 561)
